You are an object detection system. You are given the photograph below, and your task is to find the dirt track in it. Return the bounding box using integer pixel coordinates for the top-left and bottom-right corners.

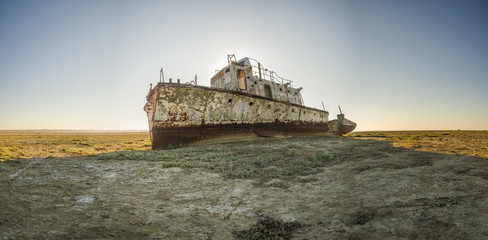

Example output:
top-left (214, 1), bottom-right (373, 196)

top-left (1, 136), bottom-right (488, 239)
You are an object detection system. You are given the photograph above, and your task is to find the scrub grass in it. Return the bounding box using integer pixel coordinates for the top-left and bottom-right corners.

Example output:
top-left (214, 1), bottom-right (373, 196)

top-left (0, 131), bottom-right (150, 160)
top-left (96, 140), bottom-right (335, 181)
top-left (348, 130), bottom-right (488, 158)
top-left (234, 216), bottom-right (302, 240)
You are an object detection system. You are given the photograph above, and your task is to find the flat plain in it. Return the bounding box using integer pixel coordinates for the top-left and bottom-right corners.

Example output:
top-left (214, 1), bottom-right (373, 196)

top-left (0, 130), bottom-right (151, 160)
top-left (1, 130), bottom-right (487, 239)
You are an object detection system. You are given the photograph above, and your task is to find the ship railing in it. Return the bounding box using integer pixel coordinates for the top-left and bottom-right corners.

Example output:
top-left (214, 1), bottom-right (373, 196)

top-left (247, 58), bottom-right (293, 85)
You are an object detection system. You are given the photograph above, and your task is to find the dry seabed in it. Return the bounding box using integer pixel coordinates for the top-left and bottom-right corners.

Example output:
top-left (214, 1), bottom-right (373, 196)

top-left (1, 136), bottom-right (488, 239)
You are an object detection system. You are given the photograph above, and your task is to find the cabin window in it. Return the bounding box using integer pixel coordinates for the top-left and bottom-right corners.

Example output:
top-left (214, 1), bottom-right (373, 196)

top-left (264, 84), bottom-right (272, 99)
top-left (237, 69), bottom-right (246, 90)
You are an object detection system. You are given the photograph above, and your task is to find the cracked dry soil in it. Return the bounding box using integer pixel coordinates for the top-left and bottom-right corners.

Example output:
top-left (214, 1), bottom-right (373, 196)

top-left (1, 136), bottom-right (488, 239)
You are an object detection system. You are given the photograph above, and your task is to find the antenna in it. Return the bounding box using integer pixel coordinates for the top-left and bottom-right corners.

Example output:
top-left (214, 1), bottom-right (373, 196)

top-left (160, 67), bottom-right (165, 83)
top-left (321, 101), bottom-right (326, 111)
top-left (227, 54), bottom-right (236, 65)
top-left (338, 105), bottom-right (343, 114)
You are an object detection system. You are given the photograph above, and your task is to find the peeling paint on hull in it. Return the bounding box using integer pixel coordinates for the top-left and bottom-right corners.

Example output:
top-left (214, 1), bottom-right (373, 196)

top-left (145, 83), bottom-right (356, 149)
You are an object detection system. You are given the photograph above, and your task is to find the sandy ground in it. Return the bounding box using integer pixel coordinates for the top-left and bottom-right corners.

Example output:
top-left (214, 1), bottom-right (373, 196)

top-left (1, 136), bottom-right (488, 239)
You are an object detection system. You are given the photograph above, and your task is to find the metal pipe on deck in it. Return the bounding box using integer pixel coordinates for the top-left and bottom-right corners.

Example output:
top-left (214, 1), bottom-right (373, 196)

top-left (160, 67), bottom-right (165, 83)
top-left (258, 62), bottom-right (262, 80)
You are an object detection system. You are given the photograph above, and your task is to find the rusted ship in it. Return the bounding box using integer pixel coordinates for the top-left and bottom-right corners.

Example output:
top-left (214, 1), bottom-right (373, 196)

top-left (144, 55), bottom-right (356, 149)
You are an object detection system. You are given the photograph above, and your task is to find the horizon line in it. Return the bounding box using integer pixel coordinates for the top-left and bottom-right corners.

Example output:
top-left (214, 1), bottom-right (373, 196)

top-left (0, 129), bottom-right (486, 132)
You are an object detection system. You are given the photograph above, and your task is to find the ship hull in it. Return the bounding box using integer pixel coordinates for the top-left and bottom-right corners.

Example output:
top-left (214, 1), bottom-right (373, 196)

top-left (151, 121), bottom-right (331, 149)
top-left (145, 83), bottom-right (355, 149)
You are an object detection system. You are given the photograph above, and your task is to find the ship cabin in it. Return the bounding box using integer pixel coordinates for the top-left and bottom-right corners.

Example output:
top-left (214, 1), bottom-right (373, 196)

top-left (210, 56), bottom-right (304, 105)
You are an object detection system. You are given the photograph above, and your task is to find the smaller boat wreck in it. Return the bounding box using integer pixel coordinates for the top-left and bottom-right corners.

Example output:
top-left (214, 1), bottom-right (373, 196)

top-left (144, 55), bottom-right (356, 149)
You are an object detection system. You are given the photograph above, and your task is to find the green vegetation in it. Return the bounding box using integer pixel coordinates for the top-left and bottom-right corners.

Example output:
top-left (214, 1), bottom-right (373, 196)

top-left (96, 143), bottom-right (336, 183)
top-left (165, 144), bottom-right (176, 150)
top-left (0, 146), bottom-right (25, 160)
top-left (311, 152), bottom-right (334, 161)
top-left (287, 148), bottom-right (298, 157)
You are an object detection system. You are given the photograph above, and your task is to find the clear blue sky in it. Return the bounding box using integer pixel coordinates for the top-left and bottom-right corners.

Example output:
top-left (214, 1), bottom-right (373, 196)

top-left (1, 0), bottom-right (487, 131)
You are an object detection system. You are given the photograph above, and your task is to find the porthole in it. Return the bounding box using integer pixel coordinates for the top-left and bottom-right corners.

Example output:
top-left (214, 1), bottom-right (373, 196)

top-left (249, 102), bottom-right (253, 106)
top-left (228, 99), bottom-right (232, 103)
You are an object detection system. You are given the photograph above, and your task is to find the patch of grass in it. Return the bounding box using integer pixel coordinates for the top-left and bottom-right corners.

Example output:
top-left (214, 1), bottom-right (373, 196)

top-left (234, 216), bottom-right (301, 240)
top-left (407, 135), bottom-right (420, 141)
top-left (318, 152), bottom-right (334, 161)
top-left (165, 144), bottom-right (176, 150)
top-left (354, 208), bottom-right (376, 225)
top-left (286, 144), bottom-right (301, 149)
top-left (0, 146), bottom-right (25, 160)
top-left (287, 148), bottom-right (298, 157)
top-left (94, 145), bottom-right (106, 151)
top-left (310, 151), bottom-right (334, 164)
top-left (95, 141), bottom-right (331, 182)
